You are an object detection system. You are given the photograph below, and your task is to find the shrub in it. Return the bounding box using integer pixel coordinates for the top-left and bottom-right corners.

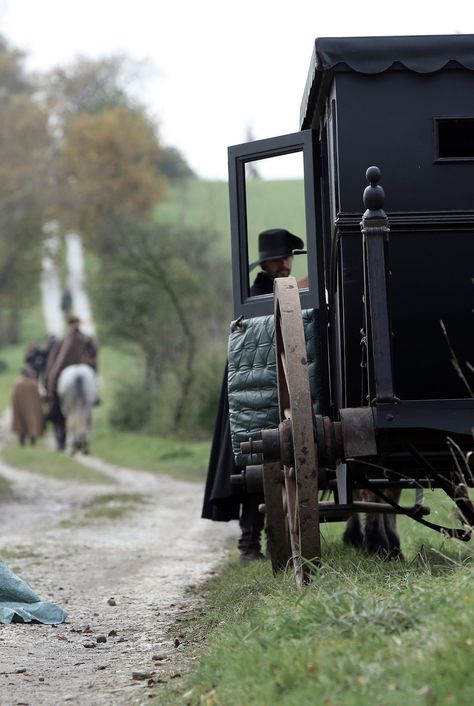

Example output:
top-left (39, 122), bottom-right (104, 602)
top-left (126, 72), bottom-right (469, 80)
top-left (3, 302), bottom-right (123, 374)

top-left (108, 378), bottom-right (151, 431)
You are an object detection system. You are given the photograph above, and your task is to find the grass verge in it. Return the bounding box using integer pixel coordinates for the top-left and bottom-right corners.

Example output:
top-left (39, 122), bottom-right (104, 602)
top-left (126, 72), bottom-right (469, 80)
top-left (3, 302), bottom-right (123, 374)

top-left (2, 437), bottom-right (114, 485)
top-left (156, 492), bottom-right (474, 706)
top-left (0, 473), bottom-right (11, 496)
top-left (90, 428), bottom-right (209, 483)
top-left (59, 492), bottom-right (147, 526)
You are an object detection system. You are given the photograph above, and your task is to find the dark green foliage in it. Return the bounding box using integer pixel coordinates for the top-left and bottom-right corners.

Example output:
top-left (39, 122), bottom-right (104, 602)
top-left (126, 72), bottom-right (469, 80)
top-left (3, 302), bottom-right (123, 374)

top-left (95, 218), bottom-right (231, 437)
top-left (192, 348), bottom-right (227, 434)
top-left (158, 145), bottom-right (195, 182)
top-left (0, 36), bottom-right (50, 337)
top-left (0, 36), bottom-right (32, 99)
top-left (108, 378), bottom-right (152, 431)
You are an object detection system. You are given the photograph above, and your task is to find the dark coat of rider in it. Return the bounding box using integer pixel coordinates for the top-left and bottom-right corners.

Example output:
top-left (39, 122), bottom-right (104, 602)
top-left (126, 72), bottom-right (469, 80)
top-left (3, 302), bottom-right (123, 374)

top-left (46, 316), bottom-right (98, 410)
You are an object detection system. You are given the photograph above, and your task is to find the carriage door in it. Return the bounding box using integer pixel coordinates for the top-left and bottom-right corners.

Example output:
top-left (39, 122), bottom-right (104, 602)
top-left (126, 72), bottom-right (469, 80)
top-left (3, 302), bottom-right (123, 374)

top-left (227, 129), bottom-right (330, 409)
top-left (228, 130), bottom-right (325, 316)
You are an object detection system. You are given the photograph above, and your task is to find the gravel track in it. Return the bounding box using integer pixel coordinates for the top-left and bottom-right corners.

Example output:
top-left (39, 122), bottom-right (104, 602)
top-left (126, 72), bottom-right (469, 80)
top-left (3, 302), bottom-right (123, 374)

top-left (0, 435), bottom-right (237, 706)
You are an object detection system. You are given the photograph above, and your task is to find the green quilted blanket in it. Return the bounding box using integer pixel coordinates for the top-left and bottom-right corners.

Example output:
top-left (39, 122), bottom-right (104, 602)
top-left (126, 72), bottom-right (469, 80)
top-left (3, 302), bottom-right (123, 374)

top-left (228, 308), bottom-right (322, 466)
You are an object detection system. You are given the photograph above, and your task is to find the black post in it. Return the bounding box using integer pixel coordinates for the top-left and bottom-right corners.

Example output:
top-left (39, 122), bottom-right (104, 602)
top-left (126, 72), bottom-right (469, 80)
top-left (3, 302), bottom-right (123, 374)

top-left (360, 166), bottom-right (396, 404)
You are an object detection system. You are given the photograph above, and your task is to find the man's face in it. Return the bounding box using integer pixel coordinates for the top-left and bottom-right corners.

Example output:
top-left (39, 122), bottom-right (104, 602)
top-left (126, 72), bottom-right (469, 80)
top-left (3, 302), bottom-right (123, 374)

top-left (261, 255), bottom-right (293, 279)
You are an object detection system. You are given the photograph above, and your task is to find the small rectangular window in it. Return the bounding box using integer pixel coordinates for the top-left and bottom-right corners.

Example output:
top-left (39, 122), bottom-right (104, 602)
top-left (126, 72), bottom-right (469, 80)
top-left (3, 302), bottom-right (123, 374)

top-left (436, 117), bottom-right (474, 161)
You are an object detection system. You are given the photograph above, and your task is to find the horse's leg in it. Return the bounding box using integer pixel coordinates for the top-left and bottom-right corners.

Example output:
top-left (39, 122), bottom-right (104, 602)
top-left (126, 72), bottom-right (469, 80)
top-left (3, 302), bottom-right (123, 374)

top-left (342, 488), bottom-right (364, 548)
top-left (363, 513), bottom-right (390, 557)
top-left (343, 515), bottom-right (364, 547)
top-left (54, 420), bottom-right (66, 451)
top-left (361, 488), bottom-right (404, 560)
top-left (361, 489), bottom-right (391, 558)
top-left (383, 488), bottom-right (404, 560)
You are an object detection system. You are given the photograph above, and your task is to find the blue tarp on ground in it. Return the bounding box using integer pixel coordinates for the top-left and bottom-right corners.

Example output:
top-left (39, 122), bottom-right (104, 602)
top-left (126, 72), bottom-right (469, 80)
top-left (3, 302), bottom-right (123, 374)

top-left (0, 556), bottom-right (67, 624)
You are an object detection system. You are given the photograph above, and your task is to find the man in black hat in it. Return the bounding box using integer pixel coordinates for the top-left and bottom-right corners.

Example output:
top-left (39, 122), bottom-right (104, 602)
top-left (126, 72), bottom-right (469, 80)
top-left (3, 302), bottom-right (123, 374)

top-left (249, 228), bottom-right (305, 296)
top-left (202, 227), bottom-right (305, 564)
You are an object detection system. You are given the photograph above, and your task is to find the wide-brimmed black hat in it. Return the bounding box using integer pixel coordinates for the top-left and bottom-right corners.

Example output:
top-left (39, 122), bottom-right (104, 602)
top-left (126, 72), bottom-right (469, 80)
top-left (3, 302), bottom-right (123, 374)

top-left (249, 228), bottom-right (305, 270)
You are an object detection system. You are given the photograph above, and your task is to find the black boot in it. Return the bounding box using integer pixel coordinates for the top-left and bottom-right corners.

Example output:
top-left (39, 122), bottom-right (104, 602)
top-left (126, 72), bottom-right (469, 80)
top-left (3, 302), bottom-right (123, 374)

top-left (238, 493), bottom-right (265, 563)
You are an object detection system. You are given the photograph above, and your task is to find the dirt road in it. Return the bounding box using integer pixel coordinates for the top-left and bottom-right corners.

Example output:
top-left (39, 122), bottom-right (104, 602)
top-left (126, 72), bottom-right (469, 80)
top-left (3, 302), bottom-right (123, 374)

top-left (1, 224), bottom-right (236, 705)
top-left (0, 440), bottom-right (238, 706)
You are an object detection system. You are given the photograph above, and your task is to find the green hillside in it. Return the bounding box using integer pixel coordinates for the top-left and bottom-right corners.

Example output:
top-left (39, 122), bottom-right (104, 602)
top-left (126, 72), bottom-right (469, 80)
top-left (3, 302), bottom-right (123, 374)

top-left (155, 176), bottom-right (307, 275)
top-left (155, 179), bottom-right (231, 255)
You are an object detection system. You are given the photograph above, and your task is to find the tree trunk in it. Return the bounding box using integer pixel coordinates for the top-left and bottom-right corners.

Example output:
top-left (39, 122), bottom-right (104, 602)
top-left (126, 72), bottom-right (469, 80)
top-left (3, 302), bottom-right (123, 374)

top-left (0, 308), bottom-right (20, 345)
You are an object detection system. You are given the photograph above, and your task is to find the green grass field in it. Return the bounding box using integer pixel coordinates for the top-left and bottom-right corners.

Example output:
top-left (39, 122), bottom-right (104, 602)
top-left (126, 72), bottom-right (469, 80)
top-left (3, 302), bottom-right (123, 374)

top-left (0, 473), bottom-right (10, 496)
top-left (158, 491), bottom-right (474, 706)
top-left (156, 179), bottom-right (231, 254)
top-left (155, 177), bottom-right (307, 263)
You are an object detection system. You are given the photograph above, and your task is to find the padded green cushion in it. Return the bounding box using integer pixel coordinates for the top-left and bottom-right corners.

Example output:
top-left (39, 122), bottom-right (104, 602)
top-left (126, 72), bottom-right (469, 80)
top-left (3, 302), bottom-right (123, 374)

top-left (228, 309), bottom-right (321, 465)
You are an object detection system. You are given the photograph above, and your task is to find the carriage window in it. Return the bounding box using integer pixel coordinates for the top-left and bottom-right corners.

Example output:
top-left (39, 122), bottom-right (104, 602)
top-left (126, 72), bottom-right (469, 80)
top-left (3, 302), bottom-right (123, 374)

top-left (228, 129), bottom-right (320, 318)
top-left (244, 151), bottom-right (308, 297)
top-left (435, 117), bottom-right (474, 161)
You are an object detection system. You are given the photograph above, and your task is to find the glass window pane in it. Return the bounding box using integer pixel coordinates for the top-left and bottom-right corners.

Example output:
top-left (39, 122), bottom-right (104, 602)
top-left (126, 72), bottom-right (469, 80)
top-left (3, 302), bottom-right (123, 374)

top-left (244, 151), bottom-right (308, 297)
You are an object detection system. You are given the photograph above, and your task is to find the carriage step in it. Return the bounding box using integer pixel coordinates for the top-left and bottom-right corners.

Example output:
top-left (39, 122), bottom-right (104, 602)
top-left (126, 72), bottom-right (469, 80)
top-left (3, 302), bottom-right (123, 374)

top-left (318, 501), bottom-right (430, 521)
top-left (256, 501), bottom-right (430, 520)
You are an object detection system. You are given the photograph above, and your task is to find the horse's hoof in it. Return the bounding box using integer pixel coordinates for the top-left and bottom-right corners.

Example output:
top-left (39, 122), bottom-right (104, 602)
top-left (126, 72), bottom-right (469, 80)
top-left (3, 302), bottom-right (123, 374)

top-left (343, 527), bottom-right (363, 548)
top-left (386, 548), bottom-right (405, 562)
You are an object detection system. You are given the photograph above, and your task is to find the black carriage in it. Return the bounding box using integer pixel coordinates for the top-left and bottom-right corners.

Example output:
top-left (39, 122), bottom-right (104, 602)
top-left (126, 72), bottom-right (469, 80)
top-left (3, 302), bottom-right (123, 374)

top-left (226, 34), bottom-right (474, 585)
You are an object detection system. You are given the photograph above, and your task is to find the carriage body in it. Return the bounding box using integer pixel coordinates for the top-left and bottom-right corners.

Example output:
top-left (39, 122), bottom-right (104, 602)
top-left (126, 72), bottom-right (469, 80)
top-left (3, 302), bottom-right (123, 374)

top-left (227, 35), bottom-right (474, 581)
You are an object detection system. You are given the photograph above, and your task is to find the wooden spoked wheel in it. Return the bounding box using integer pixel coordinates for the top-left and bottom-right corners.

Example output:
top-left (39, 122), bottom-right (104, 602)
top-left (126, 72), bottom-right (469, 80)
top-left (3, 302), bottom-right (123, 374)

top-left (262, 460), bottom-right (291, 574)
top-left (274, 277), bottom-right (320, 586)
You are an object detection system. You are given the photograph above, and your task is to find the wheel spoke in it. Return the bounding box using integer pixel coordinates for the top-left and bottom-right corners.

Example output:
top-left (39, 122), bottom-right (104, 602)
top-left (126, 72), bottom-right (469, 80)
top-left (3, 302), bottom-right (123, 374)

top-left (280, 351), bottom-right (289, 389)
top-left (262, 461), bottom-right (290, 572)
top-left (274, 277), bottom-right (320, 586)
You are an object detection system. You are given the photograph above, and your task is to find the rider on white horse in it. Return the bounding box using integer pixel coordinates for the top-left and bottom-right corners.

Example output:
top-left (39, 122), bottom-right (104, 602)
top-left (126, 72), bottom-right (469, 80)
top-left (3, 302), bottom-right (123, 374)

top-left (57, 363), bottom-right (98, 454)
top-left (45, 315), bottom-right (98, 451)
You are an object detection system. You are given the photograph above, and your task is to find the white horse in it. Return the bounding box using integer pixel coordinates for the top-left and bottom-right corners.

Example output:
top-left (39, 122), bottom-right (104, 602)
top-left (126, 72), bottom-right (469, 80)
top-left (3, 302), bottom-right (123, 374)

top-left (57, 364), bottom-right (98, 454)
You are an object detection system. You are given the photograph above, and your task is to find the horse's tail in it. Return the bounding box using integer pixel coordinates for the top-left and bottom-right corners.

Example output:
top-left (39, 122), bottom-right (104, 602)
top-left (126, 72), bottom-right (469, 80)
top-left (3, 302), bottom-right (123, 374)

top-left (67, 372), bottom-right (90, 449)
top-left (74, 373), bottom-right (86, 409)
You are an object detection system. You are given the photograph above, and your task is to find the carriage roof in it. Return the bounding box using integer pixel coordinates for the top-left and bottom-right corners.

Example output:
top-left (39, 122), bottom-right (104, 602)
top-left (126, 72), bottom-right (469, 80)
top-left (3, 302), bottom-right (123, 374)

top-left (300, 34), bottom-right (474, 129)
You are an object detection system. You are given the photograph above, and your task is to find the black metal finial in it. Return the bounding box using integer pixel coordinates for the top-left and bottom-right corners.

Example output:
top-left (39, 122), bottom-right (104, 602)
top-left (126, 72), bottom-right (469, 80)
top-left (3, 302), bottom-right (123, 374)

top-left (363, 165), bottom-right (386, 219)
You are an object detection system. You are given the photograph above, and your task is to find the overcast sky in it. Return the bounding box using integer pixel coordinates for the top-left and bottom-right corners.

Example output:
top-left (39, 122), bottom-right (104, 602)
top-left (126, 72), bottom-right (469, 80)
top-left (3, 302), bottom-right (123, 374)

top-left (2, 0), bottom-right (473, 179)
